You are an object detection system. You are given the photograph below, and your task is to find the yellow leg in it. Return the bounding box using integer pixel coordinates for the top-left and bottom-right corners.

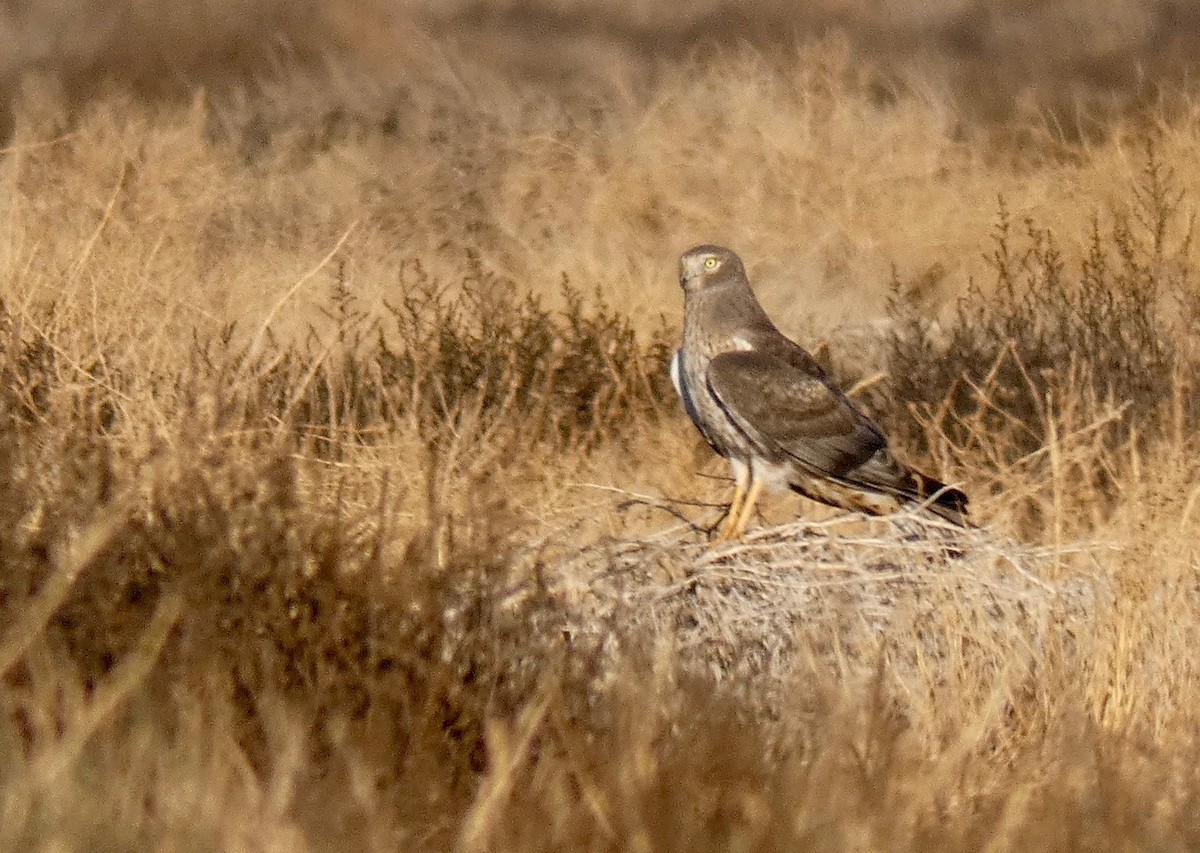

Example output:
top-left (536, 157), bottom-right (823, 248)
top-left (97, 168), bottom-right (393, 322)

top-left (727, 477), bottom-right (765, 540)
top-left (716, 478), bottom-right (747, 541)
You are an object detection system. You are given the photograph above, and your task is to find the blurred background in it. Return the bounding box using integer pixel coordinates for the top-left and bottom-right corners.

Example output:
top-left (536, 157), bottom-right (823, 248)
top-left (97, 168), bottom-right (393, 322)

top-left (5, 0), bottom-right (1197, 333)
top-left (3, 0), bottom-right (1199, 138)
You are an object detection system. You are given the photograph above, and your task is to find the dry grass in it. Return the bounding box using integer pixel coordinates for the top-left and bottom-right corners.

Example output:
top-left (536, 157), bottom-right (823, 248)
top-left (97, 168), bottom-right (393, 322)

top-left (3, 2), bottom-right (1200, 850)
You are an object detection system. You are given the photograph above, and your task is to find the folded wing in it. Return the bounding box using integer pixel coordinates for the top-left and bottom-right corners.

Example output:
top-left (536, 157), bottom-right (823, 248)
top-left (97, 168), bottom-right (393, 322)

top-left (706, 349), bottom-right (969, 523)
top-left (705, 349), bottom-right (885, 478)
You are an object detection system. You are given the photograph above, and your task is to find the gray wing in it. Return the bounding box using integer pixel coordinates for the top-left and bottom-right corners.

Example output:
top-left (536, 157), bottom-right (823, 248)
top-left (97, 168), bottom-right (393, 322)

top-left (705, 350), bottom-right (886, 477)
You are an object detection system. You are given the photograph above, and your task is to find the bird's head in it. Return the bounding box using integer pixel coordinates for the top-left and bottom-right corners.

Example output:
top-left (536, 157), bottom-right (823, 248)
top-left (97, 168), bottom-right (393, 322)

top-left (679, 245), bottom-right (747, 294)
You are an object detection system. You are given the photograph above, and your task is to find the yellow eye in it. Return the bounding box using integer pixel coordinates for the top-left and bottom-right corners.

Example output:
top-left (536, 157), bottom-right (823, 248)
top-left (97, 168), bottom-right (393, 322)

top-left (703, 257), bottom-right (719, 270)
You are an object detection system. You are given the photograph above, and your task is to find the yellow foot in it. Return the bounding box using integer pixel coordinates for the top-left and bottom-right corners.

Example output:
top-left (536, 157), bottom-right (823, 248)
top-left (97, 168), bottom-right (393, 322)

top-left (728, 478), bottom-right (765, 540)
top-left (712, 477), bottom-right (764, 544)
top-left (712, 478), bottom-right (747, 543)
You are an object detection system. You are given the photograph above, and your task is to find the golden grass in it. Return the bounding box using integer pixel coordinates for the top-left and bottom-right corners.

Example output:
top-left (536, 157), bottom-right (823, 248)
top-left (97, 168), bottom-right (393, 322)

top-left (4, 3), bottom-right (1200, 850)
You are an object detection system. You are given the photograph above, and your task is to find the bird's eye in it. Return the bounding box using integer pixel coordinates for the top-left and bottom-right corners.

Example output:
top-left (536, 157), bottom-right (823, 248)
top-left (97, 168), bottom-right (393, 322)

top-left (703, 257), bottom-right (719, 270)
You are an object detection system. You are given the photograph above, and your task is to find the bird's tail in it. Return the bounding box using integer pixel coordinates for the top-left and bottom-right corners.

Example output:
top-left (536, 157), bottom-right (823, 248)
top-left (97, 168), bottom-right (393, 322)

top-left (909, 470), bottom-right (971, 527)
top-left (852, 449), bottom-right (972, 527)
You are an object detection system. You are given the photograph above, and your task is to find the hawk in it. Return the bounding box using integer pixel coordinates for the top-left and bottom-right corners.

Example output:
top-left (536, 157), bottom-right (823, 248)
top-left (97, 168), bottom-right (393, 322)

top-left (670, 244), bottom-right (969, 539)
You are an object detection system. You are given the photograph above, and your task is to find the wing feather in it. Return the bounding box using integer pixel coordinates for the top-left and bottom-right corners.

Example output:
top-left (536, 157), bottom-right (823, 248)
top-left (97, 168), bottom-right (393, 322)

top-left (705, 350), bottom-right (885, 477)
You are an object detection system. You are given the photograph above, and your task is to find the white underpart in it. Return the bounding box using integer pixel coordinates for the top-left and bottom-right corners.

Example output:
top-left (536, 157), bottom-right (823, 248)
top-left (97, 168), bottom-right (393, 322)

top-left (728, 457), bottom-right (750, 490)
top-left (750, 456), bottom-right (793, 493)
top-left (729, 336), bottom-right (755, 352)
top-left (729, 457), bottom-right (789, 492)
top-left (669, 349), bottom-right (683, 398)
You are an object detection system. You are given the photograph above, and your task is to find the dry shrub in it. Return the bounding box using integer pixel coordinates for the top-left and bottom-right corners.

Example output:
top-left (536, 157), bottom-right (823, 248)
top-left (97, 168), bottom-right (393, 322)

top-left (537, 515), bottom-right (1076, 724)
top-left (4, 210), bottom-right (1200, 849)
top-left (236, 254), bottom-right (674, 454)
top-left (0, 215), bottom-right (697, 843)
top-left (881, 144), bottom-right (1199, 534)
top-left (0, 297), bottom-right (579, 848)
top-left (7, 8), bottom-right (1200, 850)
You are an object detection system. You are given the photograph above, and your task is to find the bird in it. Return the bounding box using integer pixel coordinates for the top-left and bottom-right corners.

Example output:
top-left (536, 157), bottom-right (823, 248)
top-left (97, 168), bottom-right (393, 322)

top-left (670, 244), bottom-right (969, 540)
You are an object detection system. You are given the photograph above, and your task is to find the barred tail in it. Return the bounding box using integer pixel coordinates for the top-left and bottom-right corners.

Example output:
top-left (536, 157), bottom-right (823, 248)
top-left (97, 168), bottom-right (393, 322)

top-left (852, 449), bottom-right (972, 527)
top-left (910, 470), bottom-right (971, 527)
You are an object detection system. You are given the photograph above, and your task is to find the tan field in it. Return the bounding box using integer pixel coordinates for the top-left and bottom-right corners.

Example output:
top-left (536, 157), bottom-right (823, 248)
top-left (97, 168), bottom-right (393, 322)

top-left (4, 2), bottom-right (1200, 849)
